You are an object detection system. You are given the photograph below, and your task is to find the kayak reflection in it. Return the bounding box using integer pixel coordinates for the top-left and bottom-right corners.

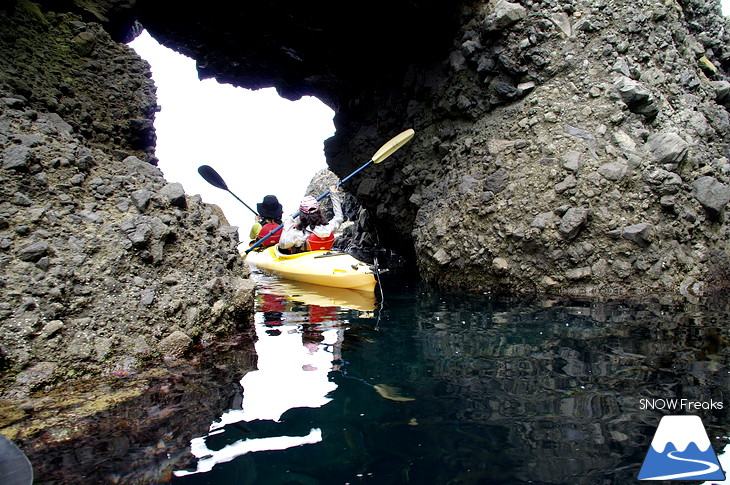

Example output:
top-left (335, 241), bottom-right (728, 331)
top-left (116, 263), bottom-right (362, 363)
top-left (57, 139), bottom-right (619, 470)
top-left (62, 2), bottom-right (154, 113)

top-left (257, 275), bottom-right (378, 312)
top-left (174, 274), bottom-right (372, 477)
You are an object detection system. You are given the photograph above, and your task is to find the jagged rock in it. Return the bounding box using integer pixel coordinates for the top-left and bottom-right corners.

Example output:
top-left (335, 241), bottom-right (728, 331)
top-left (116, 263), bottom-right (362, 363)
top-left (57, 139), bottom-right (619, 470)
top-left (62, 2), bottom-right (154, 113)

top-left (485, 0), bottom-right (527, 30)
top-left (647, 132), bottom-right (689, 170)
top-left (712, 80), bottom-right (730, 104)
top-left (565, 267), bottom-right (591, 280)
top-left (693, 176), bottom-right (730, 213)
top-left (598, 162), bottom-right (628, 182)
top-left (555, 174), bottom-right (577, 193)
top-left (484, 168), bottom-right (509, 194)
top-left (158, 182), bottom-right (187, 209)
top-left (1, 0), bottom-right (729, 324)
top-left (643, 168), bottom-right (683, 195)
top-left (16, 240), bottom-right (49, 262)
top-left (622, 223), bottom-right (653, 248)
top-left (561, 151), bottom-right (582, 172)
top-left (2, 145), bottom-right (32, 170)
top-left (491, 257), bottom-right (510, 275)
top-left (613, 76), bottom-right (659, 119)
top-left (558, 208), bottom-right (590, 240)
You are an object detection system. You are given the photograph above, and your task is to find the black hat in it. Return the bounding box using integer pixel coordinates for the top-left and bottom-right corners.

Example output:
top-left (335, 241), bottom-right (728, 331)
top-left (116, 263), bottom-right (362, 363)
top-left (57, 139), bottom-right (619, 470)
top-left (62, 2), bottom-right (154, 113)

top-left (257, 195), bottom-right (283, 220)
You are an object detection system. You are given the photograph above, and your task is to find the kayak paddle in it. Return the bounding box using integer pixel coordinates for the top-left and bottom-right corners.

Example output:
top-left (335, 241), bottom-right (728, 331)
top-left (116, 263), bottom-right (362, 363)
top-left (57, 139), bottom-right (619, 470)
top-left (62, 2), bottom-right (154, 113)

top-left (198, 164), bottom-right (258, 216)
top-left (245, 128), bottom-right (415, 254)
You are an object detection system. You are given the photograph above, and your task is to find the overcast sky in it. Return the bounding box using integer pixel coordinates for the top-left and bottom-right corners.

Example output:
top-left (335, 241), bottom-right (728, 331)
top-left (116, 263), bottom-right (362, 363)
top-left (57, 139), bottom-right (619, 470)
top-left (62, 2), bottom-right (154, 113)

top-left (128, 31), bottom-right (335, 242)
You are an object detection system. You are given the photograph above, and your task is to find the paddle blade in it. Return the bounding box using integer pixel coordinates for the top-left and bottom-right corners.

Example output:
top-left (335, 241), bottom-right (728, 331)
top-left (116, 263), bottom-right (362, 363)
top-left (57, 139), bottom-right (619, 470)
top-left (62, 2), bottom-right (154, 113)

top-left (198, 165), bottom-right (229, 191)
top-left (370, 128), bottom-right (415, 164)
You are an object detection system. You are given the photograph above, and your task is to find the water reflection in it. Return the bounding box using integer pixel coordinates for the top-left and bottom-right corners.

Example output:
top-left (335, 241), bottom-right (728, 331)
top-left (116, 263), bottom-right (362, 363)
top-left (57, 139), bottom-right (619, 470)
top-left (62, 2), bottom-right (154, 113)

top-left (5, 277), bottom-right (729, 484)
top-left (174, 276), bottom-right (374, 478)
top-left (172, 279), bottom-right (730, 484)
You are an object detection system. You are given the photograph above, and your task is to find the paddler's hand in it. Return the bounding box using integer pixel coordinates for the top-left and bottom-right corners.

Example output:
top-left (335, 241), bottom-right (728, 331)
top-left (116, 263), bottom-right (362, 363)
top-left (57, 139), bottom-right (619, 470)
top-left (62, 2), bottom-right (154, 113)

top-left (329, 185), bottom-right (338, 193)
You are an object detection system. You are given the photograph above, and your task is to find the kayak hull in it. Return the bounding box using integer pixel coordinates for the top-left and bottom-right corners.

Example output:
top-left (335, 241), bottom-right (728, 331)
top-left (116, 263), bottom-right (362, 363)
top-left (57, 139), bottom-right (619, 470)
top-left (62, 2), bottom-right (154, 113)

top-left (244, 246), bottom-right (377, 292)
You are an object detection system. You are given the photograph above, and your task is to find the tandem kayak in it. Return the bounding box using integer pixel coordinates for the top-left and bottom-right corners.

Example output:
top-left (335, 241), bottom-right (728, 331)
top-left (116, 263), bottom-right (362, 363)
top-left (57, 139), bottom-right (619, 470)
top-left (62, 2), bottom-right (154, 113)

top-left (244, 246), bottom-right (377, 292)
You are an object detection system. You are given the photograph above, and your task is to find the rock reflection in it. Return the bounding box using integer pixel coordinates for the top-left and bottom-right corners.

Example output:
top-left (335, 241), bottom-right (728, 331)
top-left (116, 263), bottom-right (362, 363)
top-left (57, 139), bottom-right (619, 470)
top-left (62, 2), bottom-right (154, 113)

top-left (398, 289), bottom-right (730, 483)
top-left (2, 279), bottom-right (728, 484)
top-left (1, 331), bottom-right (256, 485)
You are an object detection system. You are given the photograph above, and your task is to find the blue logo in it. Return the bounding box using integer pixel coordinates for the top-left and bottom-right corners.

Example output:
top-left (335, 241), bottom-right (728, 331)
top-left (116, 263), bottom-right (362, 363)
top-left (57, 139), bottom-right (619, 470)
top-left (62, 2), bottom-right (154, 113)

top-left (638, 415), bottom-right (725, 481)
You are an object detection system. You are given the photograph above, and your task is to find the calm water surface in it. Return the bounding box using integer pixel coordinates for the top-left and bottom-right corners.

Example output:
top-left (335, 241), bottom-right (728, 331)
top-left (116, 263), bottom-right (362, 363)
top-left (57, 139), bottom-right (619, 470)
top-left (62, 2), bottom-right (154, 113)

top-left (166, 274), bottom-right (729, 485)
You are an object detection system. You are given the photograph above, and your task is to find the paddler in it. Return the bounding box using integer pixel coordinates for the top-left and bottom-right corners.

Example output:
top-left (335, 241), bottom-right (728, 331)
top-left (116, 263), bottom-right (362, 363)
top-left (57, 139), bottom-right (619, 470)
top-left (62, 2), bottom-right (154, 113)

top-left (278, 186), bottom-right (343, 253)
top-left (249, 195), bottom-right (284, 247)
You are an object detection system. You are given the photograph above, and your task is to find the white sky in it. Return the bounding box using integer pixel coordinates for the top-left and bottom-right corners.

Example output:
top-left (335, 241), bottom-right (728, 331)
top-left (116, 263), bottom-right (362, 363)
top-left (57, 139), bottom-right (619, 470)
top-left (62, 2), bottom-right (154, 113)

top-left (128, 31), bottom-right (335, 241)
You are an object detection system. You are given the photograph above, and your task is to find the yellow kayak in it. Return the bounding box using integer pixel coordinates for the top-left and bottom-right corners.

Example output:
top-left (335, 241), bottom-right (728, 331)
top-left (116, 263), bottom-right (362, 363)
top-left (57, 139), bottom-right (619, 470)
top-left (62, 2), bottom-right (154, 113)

top-left (244, 246), bottom-right (377, 292)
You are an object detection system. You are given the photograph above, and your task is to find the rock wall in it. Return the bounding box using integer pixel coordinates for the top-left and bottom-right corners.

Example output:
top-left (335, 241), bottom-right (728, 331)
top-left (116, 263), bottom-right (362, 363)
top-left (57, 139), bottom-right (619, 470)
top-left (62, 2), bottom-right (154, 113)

top-left (57, 0), bottom-right (728, 298)
top-left (3, 0), bottom-right (729, 340)
top-left (332, 0), bottom-right (730, 298)
top-left (0, 2), bottom-right (255, 396)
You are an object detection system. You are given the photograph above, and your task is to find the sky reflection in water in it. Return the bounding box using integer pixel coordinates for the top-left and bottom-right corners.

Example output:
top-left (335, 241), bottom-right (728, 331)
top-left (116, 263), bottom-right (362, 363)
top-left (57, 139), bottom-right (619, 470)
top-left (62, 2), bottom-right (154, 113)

top-left (174, 276), bottom-right (365, 477)
top-left (171, 274), bottom-right (730, 484)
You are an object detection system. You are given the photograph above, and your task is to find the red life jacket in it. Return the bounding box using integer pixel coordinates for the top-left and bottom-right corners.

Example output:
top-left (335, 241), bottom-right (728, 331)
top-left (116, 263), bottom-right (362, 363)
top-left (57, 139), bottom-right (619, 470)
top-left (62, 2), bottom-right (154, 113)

top-left (257, 222), bottom-right (282, 246)
top-left (305, 232), bottom-right (334, 251)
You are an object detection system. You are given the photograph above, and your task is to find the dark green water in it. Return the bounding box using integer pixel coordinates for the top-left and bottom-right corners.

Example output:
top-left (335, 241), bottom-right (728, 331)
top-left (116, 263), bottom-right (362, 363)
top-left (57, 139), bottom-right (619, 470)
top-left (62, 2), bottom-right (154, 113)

top-left (168, 275), bottom-right (730, 485)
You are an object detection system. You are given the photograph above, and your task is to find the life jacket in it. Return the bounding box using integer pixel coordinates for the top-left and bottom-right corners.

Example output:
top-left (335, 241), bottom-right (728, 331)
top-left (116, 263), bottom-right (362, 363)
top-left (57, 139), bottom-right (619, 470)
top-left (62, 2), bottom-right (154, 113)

top-left (257, 222), bottom-right (282, 246)
top-left (305, 232), bottom-right (334, 251)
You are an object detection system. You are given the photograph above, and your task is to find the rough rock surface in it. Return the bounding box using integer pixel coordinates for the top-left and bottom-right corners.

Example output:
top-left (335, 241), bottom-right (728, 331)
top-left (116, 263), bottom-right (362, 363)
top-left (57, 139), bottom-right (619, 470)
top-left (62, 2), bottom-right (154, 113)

top-left (6, 0), bottom-right (730, 304)
top-left (0, 4), bottom-right (255, 396)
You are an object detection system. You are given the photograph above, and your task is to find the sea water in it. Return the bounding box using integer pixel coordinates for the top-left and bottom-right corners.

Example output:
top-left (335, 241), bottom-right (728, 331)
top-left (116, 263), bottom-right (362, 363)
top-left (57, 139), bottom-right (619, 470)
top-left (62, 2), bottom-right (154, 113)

top-left (168, 274), bottom-right (730, 485)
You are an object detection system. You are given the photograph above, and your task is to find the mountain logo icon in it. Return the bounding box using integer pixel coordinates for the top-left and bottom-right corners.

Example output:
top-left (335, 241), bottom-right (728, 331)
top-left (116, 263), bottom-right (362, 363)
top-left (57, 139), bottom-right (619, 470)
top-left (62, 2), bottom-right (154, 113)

top-left (638, 415), bottom-right (726, 481)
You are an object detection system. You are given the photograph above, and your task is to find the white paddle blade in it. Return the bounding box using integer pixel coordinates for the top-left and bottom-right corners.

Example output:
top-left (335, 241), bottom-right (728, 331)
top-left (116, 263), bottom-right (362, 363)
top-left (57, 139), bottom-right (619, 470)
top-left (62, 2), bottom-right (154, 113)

top-left (371, 128), bottom-right (415, 164)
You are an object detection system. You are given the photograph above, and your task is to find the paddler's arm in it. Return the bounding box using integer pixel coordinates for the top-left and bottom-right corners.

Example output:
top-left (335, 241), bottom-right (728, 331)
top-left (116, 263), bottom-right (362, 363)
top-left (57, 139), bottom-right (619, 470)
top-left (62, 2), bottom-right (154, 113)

top-left (321, 186), bottom-right (344, 233)
top-left (278, 214), bottom-right (306, 249)
top-left (249, 219), bottom-right (262, 240)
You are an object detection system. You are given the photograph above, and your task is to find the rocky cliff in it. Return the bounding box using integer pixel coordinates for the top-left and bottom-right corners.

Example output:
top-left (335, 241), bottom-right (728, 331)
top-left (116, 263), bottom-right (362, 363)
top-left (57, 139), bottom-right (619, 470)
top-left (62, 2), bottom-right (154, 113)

top-left (0, 2), bottom-right (255, 396)
top-left (47, 0), bottom-right (729, 299)
top-left (2, 0), bottom-right (730, 392)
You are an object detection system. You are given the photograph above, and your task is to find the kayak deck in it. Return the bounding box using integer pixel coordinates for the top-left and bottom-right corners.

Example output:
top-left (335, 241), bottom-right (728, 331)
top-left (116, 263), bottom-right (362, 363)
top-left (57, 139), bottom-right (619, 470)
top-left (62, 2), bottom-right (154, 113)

top-left (244, 246), bottom-right (377, 292)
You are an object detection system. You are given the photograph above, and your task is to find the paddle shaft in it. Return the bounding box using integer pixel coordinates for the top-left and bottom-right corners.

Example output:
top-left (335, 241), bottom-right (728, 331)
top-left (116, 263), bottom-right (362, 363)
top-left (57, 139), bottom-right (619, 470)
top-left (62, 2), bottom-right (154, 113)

top-left (228, 190), bottom-right (258, 216)
top-left (245, 159), bottom-right (373, 253)
top-left (198, 164), bottom-right (259, 216)
top-left (245, 128), bottom-right (414, 253)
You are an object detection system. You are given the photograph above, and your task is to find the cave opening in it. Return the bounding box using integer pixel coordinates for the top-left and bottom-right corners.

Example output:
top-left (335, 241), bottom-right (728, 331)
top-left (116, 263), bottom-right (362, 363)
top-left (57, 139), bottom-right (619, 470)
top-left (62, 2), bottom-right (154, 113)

top-left (128, 30), bottom-right (336, 242)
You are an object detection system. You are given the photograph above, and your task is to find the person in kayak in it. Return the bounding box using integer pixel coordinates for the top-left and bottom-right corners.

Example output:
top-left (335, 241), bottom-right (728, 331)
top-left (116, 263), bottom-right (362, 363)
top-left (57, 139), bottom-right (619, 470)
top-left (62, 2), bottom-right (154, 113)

top-left (249, 195), bottom-right (284, 247)
top-left (278, 186), bottom-right (343, 253)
